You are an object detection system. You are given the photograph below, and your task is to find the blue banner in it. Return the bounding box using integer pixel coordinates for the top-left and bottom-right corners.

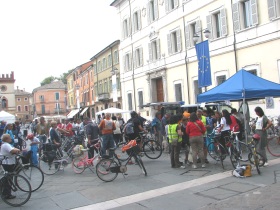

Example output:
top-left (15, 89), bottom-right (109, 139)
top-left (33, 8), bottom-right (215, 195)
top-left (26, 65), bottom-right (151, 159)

top-left (195, 40), bottom-right (212, 88)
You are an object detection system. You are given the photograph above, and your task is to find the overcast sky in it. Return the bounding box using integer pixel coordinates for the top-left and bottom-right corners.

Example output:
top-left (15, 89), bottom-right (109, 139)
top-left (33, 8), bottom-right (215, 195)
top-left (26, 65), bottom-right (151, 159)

top-left (0, 0), bottom-right (119, 92)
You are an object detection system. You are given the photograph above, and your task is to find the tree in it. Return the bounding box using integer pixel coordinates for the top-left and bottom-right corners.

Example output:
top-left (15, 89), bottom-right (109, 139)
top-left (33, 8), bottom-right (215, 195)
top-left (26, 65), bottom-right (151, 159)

top-left (40, 76), bottom-right (56, 86)
top-left (59, 69), bottom-right (74, 84)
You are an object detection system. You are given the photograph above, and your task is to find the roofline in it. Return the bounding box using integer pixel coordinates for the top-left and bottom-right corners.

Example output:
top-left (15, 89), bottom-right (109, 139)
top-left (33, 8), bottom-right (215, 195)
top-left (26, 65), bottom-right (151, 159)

top-left (90, 40), bottom-right (120, 61)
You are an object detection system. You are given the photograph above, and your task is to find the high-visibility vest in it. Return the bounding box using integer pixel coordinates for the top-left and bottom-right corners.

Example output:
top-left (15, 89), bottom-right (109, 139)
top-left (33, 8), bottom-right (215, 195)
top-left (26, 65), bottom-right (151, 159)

top-left (167, 124), bottom-right (182, 143)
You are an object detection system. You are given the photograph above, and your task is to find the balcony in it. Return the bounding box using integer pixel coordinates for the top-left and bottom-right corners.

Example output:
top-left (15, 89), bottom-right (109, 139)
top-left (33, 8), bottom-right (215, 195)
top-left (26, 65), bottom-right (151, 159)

top-left (98, 93), bottom-right (110, 101)
top-left (54, 108), bottom-right (65, 114)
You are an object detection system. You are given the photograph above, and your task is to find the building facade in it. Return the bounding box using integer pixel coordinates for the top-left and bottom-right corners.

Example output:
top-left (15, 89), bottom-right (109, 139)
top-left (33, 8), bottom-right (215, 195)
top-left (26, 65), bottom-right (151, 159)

top-left (15, 87), bottom-right (32, 122)
top-left (111, 0), bottom-right (280, 118)
top-left (33, 80), bottom-right (67, 117)
top-left (0, 71), bottom-right (16, 115)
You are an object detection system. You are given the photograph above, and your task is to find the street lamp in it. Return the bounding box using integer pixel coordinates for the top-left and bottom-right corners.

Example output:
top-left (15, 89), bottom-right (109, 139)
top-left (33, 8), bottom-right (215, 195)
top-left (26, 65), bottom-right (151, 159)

top-left (193, 29), bottom-right (211, 43)
top-left (76, 84), bottom-right (80, 109)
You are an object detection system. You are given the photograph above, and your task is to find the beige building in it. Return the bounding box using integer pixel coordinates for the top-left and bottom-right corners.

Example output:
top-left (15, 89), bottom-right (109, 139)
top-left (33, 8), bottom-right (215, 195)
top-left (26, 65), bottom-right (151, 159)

top-left (0, 71), bottom-right (16, 115)
top-left (15, 87), bottom-right (32, 122)
top-left (111, 0), bottom-right (280, 118)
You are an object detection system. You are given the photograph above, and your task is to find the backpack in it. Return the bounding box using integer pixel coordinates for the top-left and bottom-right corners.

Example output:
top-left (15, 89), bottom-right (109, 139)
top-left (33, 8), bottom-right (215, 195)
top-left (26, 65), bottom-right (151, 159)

top-left (103, 119), bottom-right (113, 131)
top-left (123, 120), bottom-right (134, 135)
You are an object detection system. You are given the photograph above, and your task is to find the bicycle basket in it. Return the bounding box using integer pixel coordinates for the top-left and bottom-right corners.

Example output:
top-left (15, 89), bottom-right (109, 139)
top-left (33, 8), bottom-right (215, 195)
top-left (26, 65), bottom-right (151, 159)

top-left (121, 140), bottom-right (137, 152)
top-left (72, 145), bottom-right (84, 156)
top-left (126, 145), bottom-right (141, 154)
top-left (42, 143), bottom-right (56, 152)
top-left (43, 151), bottom-right (56, 163)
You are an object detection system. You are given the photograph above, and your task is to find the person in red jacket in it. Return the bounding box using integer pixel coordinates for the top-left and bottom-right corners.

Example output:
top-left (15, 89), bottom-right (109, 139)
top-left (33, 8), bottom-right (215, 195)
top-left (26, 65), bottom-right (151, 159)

top-left (186, 112), bottom-right (206, 169)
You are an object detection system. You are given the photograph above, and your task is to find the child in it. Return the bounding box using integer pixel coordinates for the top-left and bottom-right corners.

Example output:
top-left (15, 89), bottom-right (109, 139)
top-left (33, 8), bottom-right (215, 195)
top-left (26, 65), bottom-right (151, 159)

top-left (25, 133), bottom-right (40, 166)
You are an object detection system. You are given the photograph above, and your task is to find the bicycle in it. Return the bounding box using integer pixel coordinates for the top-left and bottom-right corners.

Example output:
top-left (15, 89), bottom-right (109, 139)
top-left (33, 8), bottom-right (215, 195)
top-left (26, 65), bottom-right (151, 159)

top-left (0, 171), bottom-right (32, 207)
top-left (72, 140), bottom-right (102, 174)
top-left (13, 154), bottom-right (44, 192)
top-left (95, 140), bottom-right (147, 182)
top-left (266, 125), bottom-right (280, 157)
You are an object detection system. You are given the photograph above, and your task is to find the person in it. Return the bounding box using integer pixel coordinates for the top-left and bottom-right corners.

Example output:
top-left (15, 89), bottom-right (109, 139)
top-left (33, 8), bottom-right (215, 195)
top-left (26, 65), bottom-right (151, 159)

top-left (152, 112), bottom-right (163, 146)
top-left (231, 108), bottom-right (244, 139)
top-left (217, 109), bottom-right (232, 154)
top-left (126, 111), bottom-right (145, 141)
top-left (186, 112), bottom-right (206, 169)
top-left (137, 112), bottom-right (147, 128)
top-left (0, 120), bottom-right (6, 140)
top-left (25, 133), bottom-right (40, 166)
top-left (167, 115), bottom-right (185, 169)
top-left (96, 114), bottom-right (102, 125)
top-left (84, 117), bottom-right (100, 158)
top-left (98, 113), bottom-right (116, 158)
top-left (31, 119), bottom-right (38, 135)
top-left (181, 115), bottom-right (190, 164)
top-left (64, 118), bottom-right (74, 138)
top-left (12, 121), bottom-right (22, 149)
top-left (197, 109), bottom-right (209, 164)
top-left (3, 123), bottom-right (15, 146)
top-left (112, 116), bottom-right (122, 145)
top-left (254, 106), bottom-right (272, 166)
top-left (49, 121), bottom-right (63, 157)
top-left (161, 113), bottom-right (171, 152)
top-left (35, 116), bottom-right (48, 144)
top-left (0, 134), bottom-right (21, 199)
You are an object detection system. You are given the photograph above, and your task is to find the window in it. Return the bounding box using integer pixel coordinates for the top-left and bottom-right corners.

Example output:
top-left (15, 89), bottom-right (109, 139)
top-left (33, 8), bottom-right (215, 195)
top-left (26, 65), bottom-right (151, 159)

top-left (41, 105), bottom-right (45, 114)
top-left (148, 39), bottom-right (161, 61)
top-left (185, 20), bottom-right (201, 48)
top-left (128, 93), bottom-right (133, 110)
top-left (147, 0), bottom-right (159, 24)
top-left (55, 92), bottom-right (60, 100)
top-left (138, 90), bottom-right (143, 107)
top-left (25, 105), bottom-right (28, 111)
top-left (207, 8), bottom-right (227, 40)
top-left (17, 98), bottom-right (21, 101)
top-left (123, 53), bottom-right (132, 72)
top-left (134, 48), bottom-right (143, 68)
top-left (24, 97), bottom-right (28, 101)
top-left (232, 0), bottom-right (258, 31)
top-left (39, 95), bottom-right (44, 102)
top-left (1, 99), bottom-right (7, 108)
top-left (108, 54), bottom-right (112, 67)
top-left (248, 69), bottom-right (257, 75)
top-left (216, 75), bottom-right (226, 85)
top-left (165, 0), bottom-right (179, 13)
top-left (94, 83), bottom-right (98, 96)
top-left (0, 85), bottom-right (7, 92)
top-left (167, 29), bottom-right (182, 55)
top-left (71, 96), bottom-right (73, 105)
top-left (117, 77), bottom-right (121, 90)
top-left (17, 105), bottom-right (21, 112)
top-left (93, 64), bottom-right (97, 74)
top-left (102, 58), bottom-right (107, 70)
top-left (122, 18), bottom-right (131, 39)
top-left (99, 83), bottom-right (103, 94)
top-left (174, 83), bottom-right (182, 101)
top-left (104, 79), bottom-right (108, 93)
top-left (109, 79), bottom-right (112, 92)
top-left (133, 10), bottom-right (141, 33)
top-left (193, 80), bottom-right (202, 103)
top-left (268, 0), bottom-right (280, 20)
top-left (98, 61), bottom-right (101, 72)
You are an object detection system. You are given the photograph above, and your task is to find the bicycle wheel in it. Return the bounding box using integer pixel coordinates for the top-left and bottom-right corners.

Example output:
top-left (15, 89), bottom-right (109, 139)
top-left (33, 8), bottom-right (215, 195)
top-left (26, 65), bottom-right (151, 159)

top-left (1, 174), bottom-right (31, 207)
top-left (135, 156), bottom-right (147, 176)
top-left (143, 140), bottom-right (162, 159)
top-left (248, 152), bottom-right (265, 167)
top-left (115, 143), bottom-right (130, 161)
top-left (72, 157), bottom-right (86, 174)
top-left (230, 146), bottom-right (241, 169)
top-left (207, 142), bottom-right (225, 161)
top-left (267, 136), bottom-right (280, 157)
top-left (96, 159), bottom-right (118, 182)
top-left (18, 165), bottom-right (44, 192)
top-left (235, 141), bottom-right (250, 162)
top-left (39, 155), bottom-right (59, 175)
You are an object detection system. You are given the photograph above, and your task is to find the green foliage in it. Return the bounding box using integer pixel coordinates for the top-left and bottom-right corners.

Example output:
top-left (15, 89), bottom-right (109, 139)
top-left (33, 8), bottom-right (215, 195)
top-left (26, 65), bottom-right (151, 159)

top-left (40, 69), bottom-right (74, 86)
top-left (40, 76), bottom-right (56, 86)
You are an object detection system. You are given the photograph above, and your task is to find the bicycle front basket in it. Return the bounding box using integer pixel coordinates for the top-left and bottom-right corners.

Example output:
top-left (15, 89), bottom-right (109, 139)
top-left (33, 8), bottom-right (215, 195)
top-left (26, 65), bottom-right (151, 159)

top-left (127, 145), bottom-right (141, 154)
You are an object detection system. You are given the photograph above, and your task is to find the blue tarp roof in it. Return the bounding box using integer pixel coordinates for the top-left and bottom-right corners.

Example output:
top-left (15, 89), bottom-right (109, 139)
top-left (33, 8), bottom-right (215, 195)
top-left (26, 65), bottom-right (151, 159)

top-left (197, 69), bottom-right (280, 103)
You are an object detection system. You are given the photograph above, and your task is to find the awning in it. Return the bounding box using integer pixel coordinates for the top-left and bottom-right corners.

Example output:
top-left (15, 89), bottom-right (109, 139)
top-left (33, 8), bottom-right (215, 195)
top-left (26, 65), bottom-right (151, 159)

top-left (80, 107), bottom-right (89, 115)
top-left (67, 109), bottom-right (80, 118)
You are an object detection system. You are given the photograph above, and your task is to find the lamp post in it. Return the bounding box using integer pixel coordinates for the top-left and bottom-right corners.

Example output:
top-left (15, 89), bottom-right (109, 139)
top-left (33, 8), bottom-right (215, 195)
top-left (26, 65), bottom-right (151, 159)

top-left (76, 84), bottom-right (80, 109)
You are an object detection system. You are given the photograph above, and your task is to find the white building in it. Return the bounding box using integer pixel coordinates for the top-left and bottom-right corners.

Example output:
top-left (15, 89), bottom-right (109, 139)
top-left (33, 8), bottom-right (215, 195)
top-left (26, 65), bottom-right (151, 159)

top-left (111, 0), bottom-right (280, 119)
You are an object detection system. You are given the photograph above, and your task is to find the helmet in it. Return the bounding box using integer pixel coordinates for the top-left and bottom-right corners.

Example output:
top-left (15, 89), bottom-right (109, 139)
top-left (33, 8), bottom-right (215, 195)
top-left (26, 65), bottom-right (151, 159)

top-left (26, 133), bottom-right (34, 139)
top-left (130, 111), bottom-right (137, 118)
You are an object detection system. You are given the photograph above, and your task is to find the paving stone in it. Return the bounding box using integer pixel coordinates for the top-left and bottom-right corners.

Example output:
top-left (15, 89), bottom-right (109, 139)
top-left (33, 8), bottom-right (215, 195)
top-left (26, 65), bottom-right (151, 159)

top-left (219, 182), bottom-right (259, 193)
top-left (197, 187), bottom-right (239, 200)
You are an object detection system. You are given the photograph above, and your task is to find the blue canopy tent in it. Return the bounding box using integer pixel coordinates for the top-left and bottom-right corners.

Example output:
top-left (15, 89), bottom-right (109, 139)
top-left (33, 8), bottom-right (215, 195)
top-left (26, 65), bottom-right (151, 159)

top-left (197, 69), bottom-right (280, 103)
top-left (197, 69), bottom-right (280, 143)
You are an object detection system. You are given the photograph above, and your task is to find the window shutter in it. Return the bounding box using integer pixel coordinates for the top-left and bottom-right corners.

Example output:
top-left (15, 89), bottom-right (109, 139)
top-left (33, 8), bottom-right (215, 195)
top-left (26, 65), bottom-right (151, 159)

top-left (156, 39), bottom-right (161, 59)
top-left (220, 8), bottom-right (228, 36)
top-left (148, 43), bottom-right (152, 61)
top-left (165, 0), bottom-right (169, 13)
top-left (185, 24), bottom-right (190, 48)
top-left (138, 10), bottom-right (142, 30)
top-left (251, 0), bottom-right (259, 25)
top-left (206, 15), bottom-right (213, 40)
top-left (132, 15), bottom-right (135, 33)
top-left (128, 18), bottom-right (132, 36)
top-left (129, 53), bottom-right (132, 71)
top-left (232, 3), bottom-right (240, 31)
top-left (140, 48), bottom-right (143, 66)
top-left (174, 0), bottom-right (179, 8)
top-left (176, 29), bottom-right (182, 52)
top-left (195, 20), bottom-right (202, 43)
top-left (154, 0), bottom-right (159, 20)
top-left (175, 83), bottom-right (182, 101)
top-left (167, 33), bottom-right (172, 55)
top-left (133, 50), bottom-right (137, 68)
top-left (123, 56), bottom-right (126, 72)
top-left (267, 0), bottom-right (276, 20)
top-left (122, 21), bottom-right (125, 39)
top-left (147, 3), bottom-right (151, 24)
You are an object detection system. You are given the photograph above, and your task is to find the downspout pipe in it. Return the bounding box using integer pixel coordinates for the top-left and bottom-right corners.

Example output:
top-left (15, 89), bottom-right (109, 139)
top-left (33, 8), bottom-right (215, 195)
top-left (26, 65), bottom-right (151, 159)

top-left (230, 0), bottom-right (238, 73)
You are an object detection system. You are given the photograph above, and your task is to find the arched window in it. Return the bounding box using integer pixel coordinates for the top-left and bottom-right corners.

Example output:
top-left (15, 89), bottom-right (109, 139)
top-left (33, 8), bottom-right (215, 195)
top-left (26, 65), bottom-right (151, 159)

top-left (17, 105), bottom-right (21, 112)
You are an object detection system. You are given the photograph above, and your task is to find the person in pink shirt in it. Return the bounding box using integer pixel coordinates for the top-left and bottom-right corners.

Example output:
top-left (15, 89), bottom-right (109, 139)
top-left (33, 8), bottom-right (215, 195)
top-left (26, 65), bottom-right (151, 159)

top-left (186, 112), bottom-right (206, 169)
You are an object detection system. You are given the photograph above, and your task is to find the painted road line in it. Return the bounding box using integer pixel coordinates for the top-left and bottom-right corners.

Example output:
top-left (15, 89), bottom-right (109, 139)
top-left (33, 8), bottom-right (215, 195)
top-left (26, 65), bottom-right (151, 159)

top-left (73, 158), bottom-right (280, 210)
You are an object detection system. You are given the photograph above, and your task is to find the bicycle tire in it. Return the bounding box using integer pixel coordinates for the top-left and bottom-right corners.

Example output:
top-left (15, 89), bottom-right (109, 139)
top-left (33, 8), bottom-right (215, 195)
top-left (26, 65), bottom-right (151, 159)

top-left (230, 147), bottom-right (240, 169)
top-left (207, 142), bottom-right (225, 161)
top-left (267, 136), bottom-right (280, 157)
top-left (248, 152), bottom-right (265, 167)
top-left (234, 141), bottom-right (250, 162)
top-left (18, 165), bottom-right (44, 192)
top-left (96, 159), bottom-right (118, 182)
top-left (1, 174), bottom-right (32, 207)
top-left (135, 156), bottom-right (147, 176)
top-left (114, 143), bottom-right (130, 161)
top-left (39, 155), bottom-right (60, 175)
top-left (72, 157), bottom-right (86, 174)
top-left (143, 140), bottom-right (162, 159)
top-left (254, 153), bottom-right (261, 175)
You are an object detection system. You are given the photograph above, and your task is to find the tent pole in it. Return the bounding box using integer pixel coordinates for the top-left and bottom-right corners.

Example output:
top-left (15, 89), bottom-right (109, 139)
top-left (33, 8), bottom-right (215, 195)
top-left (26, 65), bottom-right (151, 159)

top-left (242, 98), bottom-right (248, 144)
